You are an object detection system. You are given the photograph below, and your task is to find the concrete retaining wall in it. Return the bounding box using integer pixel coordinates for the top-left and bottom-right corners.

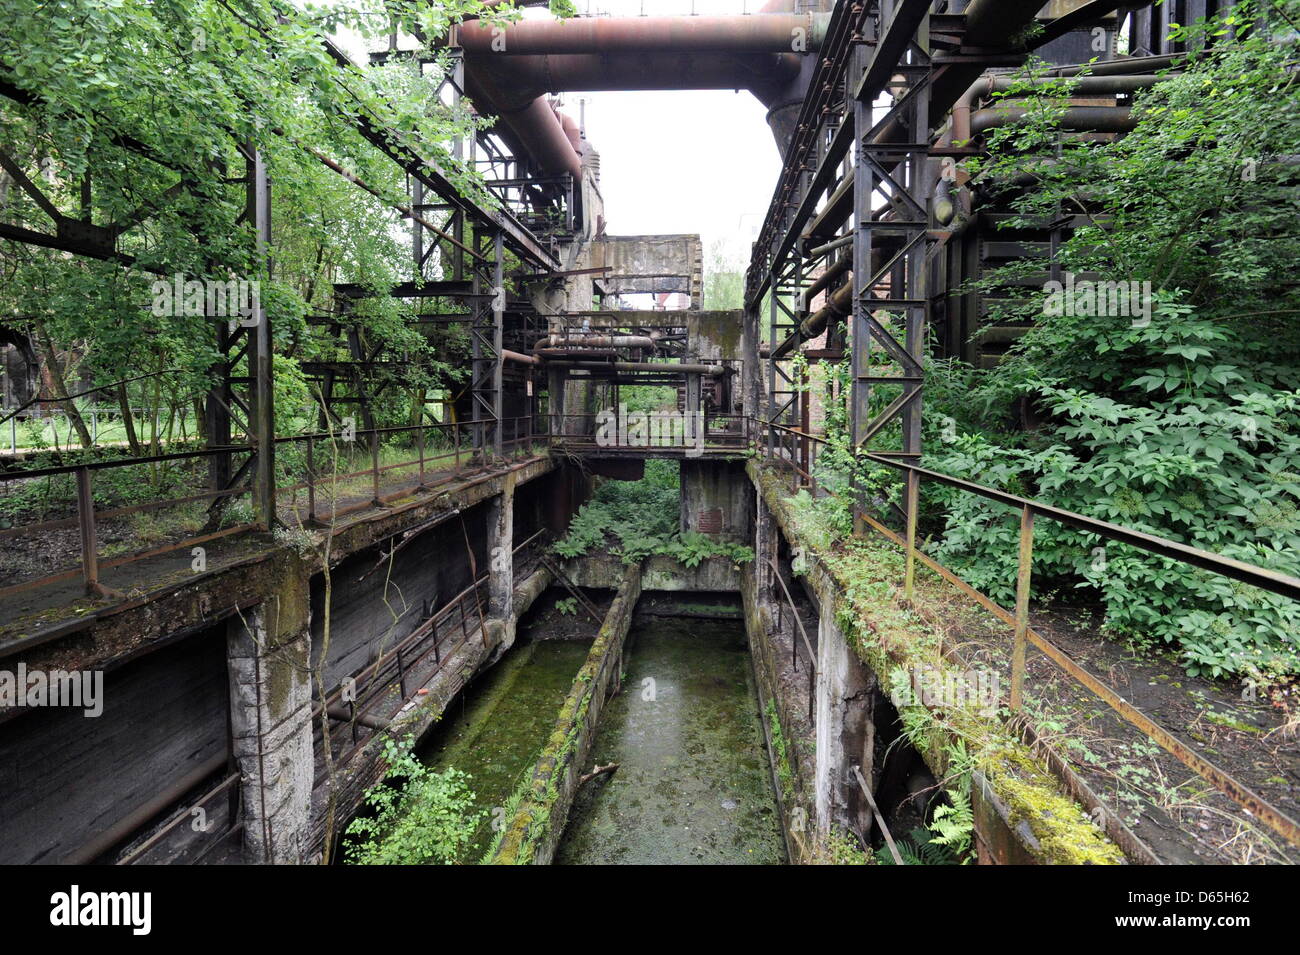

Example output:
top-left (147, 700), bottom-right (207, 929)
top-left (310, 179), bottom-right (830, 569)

top-left (488, 564), bottom-right (642, 865)
top-left (563, 553), bottom-right (740, 592)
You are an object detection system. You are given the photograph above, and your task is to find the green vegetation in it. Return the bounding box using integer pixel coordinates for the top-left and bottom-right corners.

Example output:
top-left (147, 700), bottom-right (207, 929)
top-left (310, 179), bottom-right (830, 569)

top-left (344, 735), bottom-right (484, 865)
top-left (0, 0), bottom-right (540, 456)
top-left (554, 459), bottom-right (754, 566)
top-left (878, 828), bottom-right (961, 866)
top-left (765, 698), bottom-right (795, 802)
top-left (773, 469), bottom-right (1126, 864)
top-left (811, 3), bottom-right (1300, 683)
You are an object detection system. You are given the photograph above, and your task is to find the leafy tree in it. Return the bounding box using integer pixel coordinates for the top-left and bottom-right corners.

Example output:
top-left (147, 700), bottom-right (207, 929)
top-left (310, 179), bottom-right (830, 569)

top-left (344, 735), bottom-right (484, 865)
top-left (918, 1), bottom-right (1300, 681)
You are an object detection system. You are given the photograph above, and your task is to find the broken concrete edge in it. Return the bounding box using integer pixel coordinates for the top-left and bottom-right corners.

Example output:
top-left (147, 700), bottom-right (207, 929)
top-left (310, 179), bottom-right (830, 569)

top-left (747, 460), bottom-right (1127, 866)
top-left (562, 552), bottom-right (741, 592)
top-left (742, 568), bottom-right (817, 864)
top-left (487, 563), bottom-right (643, 865)
top-left (311, 565), bottom-right (555, 862)
top-left (0, 455), bottom-right (557, 678)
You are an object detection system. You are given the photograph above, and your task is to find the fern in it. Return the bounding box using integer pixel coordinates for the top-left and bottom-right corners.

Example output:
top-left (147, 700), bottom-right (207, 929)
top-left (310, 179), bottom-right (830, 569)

top-left (553, 463), bottom-right (756, 567)
top-left (928, 789), bottom-right (974, 860)
top-left (878, 827), bottom-right (959, 866)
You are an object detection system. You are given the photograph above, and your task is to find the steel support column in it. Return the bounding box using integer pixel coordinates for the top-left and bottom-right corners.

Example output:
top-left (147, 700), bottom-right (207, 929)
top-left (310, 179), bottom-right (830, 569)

top-left (247, 149), bottom-right (276, 529)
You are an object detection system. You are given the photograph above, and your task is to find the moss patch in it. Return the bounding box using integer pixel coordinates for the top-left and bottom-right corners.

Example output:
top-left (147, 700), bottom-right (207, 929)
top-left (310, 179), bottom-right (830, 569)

top-left (750, 461), bottom-right (1125, 865)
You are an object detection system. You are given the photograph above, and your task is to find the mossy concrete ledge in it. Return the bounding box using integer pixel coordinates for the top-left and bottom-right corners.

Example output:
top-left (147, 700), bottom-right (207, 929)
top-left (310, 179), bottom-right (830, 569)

top-left (746, 459), bottom-right (1126, 866)
top-left (563, 553), bottom-right (739, 592)
top-left (488, 564), bottom-right (643, 865)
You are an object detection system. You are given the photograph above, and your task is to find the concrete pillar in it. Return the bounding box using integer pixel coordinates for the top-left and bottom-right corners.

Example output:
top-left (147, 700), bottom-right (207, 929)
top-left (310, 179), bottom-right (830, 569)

top-left (680, 460), bottom-right (751, 541)
top-left (742, 303), bottom-right (762, 422)
top-left (225, 592), bottom-right (313, 864)
top-left (813, 592), bottom-right (874, 839)
top-left (488, 477), bottom-right (515, 620)
top-left (755, 491), bottom-right (777, 594)
top-left (547, 367), bottom-right (566, 438)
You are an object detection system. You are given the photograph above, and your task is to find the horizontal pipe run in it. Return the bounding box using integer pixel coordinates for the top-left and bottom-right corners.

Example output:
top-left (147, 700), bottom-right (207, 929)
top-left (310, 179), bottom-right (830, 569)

top-left (457, 13), bottom-right (829, 55)
top-left (325, 704), bottom-right (391, 730)
top-left (971, 105), bottom-right (1136, 135)
top-left (475, 51), bottom-right (804, 97)
top-left (65, 752), bottom-right (229, 864)
top-left (986, 75), bottom-right (1167, 95)
top-left (547, 360), bottom-right (726, 375)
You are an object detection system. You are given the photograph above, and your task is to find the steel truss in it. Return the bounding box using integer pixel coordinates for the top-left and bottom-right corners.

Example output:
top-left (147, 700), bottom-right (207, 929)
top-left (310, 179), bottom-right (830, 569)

top-left (746, 0), bottom-right (1129, 522)
top-left (0, 29), bottom-right (561, 534)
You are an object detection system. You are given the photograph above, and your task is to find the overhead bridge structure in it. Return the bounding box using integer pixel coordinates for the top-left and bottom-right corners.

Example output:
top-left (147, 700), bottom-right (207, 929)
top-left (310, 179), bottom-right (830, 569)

top-left (2, 0), bottom-right (1297, 867)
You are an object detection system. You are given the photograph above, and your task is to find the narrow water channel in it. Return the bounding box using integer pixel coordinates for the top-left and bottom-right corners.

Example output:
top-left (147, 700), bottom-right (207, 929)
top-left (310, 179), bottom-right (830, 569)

top-left (555, 617), bottom-right (785, 865)
top-left (417, 637), bottom-right (589, 862)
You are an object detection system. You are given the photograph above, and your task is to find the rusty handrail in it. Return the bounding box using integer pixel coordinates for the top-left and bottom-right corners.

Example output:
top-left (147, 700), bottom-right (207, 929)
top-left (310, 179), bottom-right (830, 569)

top-left (766, 557), bottom-right (816, 722)
top-left (761, 422), bottom-right (1300, 848)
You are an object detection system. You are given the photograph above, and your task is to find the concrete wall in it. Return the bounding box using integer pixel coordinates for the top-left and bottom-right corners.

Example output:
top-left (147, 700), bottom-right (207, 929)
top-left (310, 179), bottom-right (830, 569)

top-left (563, 553), bottom-right (741, 592)
top-left (489, 564), bottom-right (642, 865)
top-left (0, 456), bottom-right (563, 865)
top-left (0, 626), bottom-right (230, 864)
top-left (680, 459), bottom-right (753, 542)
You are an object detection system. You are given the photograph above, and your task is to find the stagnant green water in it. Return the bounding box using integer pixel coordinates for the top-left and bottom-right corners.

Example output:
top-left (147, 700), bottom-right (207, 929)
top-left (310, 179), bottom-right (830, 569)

top-left (417, 638), bottom-right (590, 862)
top-left (555, 618), bottom-right (786, 865)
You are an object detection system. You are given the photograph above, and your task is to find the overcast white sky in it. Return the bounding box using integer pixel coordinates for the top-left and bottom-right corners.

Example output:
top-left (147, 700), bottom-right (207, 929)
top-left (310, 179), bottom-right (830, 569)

top-left (557, 0), bottom-right (783, 268)
top-left (339, 0), bottom-right (784, 270)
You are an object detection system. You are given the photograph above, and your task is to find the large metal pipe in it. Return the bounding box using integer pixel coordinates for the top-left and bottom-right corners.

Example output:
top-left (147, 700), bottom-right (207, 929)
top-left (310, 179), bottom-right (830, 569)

top-left (458, 13), bottom-right (828, 55)
top-left (804, 253), bottom-right (850, 309)
top-left (964, 0), bottom-right (1054, 48)
top-left (459, 9), bottom-right (814, 163)
top-left (971, 105), bottom-right (1136, 135)
top-left (551, 360), bottom-right (726, 375)
top-left (954, 73), bottom-right (1167, 142)
top-left (487, 51), bottom-right (803, 97)
top-left (543, 334), bottom-right (656, 349)
top-left (495, 96), bottom-right (584, 181)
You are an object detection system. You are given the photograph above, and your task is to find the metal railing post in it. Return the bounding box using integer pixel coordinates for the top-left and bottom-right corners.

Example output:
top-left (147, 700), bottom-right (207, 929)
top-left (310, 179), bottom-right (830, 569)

top-left (1009, 505), bottom-right (1035, 711)
top-left (903, 469), bottom-right (920, 603)
top-left (416, 421), bottom-right (426, 486)
top-left (306, 437), bottom-right (317, 524)
top-left (76, 466), bottom-right (98, 595)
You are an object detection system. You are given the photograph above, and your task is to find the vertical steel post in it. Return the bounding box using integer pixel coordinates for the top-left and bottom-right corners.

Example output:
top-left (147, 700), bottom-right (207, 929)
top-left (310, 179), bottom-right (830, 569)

top-left (903, 468), bottom-right (920, 602)
top-left (76, 466), bottom-right (98, 594)
top-left (370, 427), bottom-right (381, 505)
top-left (247, 149), bottom-right (275, 530)
top-left (491, 230), bottom-right (504, 457)
top-left (1009, 505), bottom-right (1035, 711)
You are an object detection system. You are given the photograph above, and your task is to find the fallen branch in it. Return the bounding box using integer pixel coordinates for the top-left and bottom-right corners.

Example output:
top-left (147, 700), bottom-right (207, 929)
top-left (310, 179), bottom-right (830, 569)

top-left (578, 763), bottom-right (619, 787)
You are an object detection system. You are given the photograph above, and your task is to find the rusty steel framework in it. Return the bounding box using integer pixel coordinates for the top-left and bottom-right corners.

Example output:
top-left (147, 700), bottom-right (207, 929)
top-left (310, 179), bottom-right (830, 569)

top-left (5, 0), bottom-right (1298, 862)
top-left (745, 0), bottom-right (1300, 852)
top-left (747, 0), bottom-right (1073, 520)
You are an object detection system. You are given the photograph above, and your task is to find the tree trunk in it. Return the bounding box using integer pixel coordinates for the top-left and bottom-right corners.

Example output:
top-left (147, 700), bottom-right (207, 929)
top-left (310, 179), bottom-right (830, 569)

top-left (117, 382), bottom-right (143, 455)
top-left (32, 320), bottom-right (92, 448)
